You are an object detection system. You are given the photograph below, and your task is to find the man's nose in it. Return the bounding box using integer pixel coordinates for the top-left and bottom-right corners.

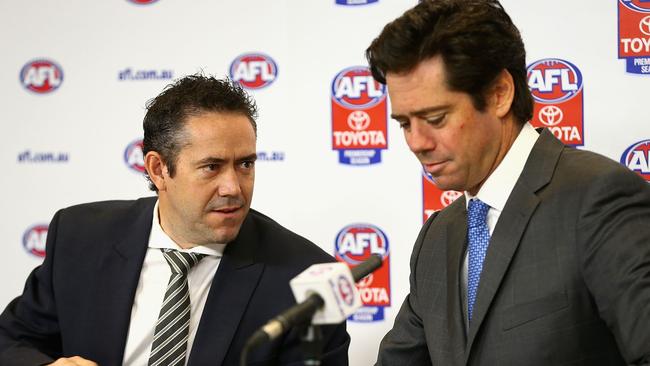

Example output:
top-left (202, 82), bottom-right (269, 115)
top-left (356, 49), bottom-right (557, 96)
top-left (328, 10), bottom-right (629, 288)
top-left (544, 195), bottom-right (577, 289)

top-left (406, 120), bottom-right (435, 154)
top-left (217, 168), bottom-right (242, 197)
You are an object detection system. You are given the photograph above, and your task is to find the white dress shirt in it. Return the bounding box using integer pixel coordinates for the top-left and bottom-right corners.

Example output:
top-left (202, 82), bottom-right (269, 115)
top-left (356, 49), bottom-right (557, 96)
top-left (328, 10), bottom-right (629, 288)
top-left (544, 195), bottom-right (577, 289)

top-left (122, 200), bottom-right (226, 366)
top-left (460, 122), bottom-right (540, 328)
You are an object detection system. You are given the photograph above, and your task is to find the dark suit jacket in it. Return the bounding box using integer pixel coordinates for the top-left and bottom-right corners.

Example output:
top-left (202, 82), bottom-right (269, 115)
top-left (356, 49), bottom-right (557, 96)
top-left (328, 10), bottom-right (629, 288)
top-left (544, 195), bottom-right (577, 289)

top-left (0, 197), bottom-right (349, 365)
top-left (377, 129), bottom-right (650, 365)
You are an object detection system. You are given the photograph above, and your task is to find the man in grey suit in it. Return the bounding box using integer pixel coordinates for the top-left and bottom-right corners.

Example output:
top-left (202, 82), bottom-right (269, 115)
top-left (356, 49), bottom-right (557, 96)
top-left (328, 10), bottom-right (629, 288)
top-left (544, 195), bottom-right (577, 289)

top-left (366, 0), bottom-right (650, 365)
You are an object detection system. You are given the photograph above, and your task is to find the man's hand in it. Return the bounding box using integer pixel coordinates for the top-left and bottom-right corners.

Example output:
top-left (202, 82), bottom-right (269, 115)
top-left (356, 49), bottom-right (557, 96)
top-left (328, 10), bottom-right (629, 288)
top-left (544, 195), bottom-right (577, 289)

top-left (48, 356), bottom-right (98, 366)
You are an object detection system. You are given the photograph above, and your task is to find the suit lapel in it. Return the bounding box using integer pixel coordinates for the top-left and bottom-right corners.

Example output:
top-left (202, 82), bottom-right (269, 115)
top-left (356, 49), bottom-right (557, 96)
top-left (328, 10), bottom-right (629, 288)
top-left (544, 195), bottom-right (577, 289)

top-left (188, 214), bottom-right (264, 366)
top-left (445, 197), bottom-right (469, 359)
top-left (464, 182), bottom-right (539, 353)
top-left (85, 197), bottom-right (155, 364)
top-left (464, 129), bottom-right (564, 361)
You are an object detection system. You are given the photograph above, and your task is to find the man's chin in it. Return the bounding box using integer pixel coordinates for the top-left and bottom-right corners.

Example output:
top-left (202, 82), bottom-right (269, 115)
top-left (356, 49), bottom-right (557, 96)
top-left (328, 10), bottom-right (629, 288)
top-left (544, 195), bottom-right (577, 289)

top-left (208, 226), bottom-right (242, 244)
top-left (430, 177), bottom-right (464, 193)
top-left (200, 208), bottom-right (250, 243)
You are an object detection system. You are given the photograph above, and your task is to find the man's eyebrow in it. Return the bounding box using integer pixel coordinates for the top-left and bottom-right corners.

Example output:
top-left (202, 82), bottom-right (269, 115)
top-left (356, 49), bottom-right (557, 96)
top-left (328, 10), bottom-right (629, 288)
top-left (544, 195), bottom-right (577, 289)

top-left (237, 153), bottom-right (258, 162)
top-left (194, 157), bottom-right (226, 166)
top-left (193, 153), bottom-right (258, 166)
top-left (390, 105), bottom-right (450, 120)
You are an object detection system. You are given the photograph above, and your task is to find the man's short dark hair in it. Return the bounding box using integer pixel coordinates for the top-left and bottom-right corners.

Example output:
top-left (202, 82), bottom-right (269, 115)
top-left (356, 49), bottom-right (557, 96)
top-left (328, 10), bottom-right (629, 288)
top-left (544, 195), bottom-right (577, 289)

top-left (366, 0), bottom-right (533, 125)
top-left (142, 74), bottom-right (258, 191)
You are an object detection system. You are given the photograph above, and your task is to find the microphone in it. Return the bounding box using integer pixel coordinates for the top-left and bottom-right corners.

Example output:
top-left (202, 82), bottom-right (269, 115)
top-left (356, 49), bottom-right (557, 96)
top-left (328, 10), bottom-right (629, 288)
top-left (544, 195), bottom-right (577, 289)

top-left (243, 255), bottom-right (383, 349)
top-left (349, 254), bottom-right (383, 282)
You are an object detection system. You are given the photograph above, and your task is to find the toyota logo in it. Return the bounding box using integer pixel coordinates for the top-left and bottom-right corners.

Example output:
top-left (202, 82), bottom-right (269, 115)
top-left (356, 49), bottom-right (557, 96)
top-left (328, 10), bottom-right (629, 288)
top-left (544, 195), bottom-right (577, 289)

top-left (538, 105), bottom-right (564, 126)
top-left (640, 16), bottom-right (650, 36)
top-left (440, 190), bottom-right (463, 207)
top-left (347, 110), bottom-right (371, 131)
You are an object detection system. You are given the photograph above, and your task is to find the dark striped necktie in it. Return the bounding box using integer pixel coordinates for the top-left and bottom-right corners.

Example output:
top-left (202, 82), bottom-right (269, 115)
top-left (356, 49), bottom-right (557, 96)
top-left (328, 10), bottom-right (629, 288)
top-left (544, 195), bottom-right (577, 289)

top-left (148, 249), bottom-right (206, 366)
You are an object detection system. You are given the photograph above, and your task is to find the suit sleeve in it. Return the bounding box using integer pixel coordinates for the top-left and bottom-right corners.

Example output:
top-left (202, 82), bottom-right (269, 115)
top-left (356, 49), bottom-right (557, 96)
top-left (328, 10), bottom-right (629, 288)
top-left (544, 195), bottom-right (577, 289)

top-left (0, 210), bottom-right (64, 365)
top-left (577, 168), bottom-right (650, 365)
top-left (375, 212), bottom-right (438, 366)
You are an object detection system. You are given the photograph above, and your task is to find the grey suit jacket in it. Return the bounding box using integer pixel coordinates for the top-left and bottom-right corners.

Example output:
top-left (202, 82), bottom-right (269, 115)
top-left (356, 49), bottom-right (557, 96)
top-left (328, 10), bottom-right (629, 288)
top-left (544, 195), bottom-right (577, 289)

top-left (376, 129), bottom-right (650, 365)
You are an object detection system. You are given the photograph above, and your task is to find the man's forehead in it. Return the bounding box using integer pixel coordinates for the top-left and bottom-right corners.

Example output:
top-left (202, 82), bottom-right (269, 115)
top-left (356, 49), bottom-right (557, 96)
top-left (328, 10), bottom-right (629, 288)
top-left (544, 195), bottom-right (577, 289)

top-left (385, 56), bottom-right (447, 83)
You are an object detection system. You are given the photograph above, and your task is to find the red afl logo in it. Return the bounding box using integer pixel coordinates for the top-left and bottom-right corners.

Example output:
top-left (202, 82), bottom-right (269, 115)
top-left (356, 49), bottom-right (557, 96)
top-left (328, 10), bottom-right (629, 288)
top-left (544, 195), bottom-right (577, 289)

top-left (331, 66), bottom-right (386, 109)
top-left (527, 59), bottom-right (583, 103)
top-left (620, 0), bottom-right (650, 12)
top-left (23, 224), bottom-right (48, 257)
top-left (621, 139), bottom-right (650, 181)
top-left (229, 53), bottom-right (278, 90)
top-left (124, 139), bottom-right (145, 173)
top-left (335, 224), bottom-right (389, 265)
top-left (20, 59), bottom-right (63, 94)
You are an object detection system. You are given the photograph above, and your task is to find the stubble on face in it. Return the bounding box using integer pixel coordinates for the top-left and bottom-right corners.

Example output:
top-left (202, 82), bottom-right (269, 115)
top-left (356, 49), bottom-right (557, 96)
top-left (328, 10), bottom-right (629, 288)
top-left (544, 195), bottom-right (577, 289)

top-left (386, 57), bottom-right (520, 195)
top-left (157, 111), bottom-right (256, 248)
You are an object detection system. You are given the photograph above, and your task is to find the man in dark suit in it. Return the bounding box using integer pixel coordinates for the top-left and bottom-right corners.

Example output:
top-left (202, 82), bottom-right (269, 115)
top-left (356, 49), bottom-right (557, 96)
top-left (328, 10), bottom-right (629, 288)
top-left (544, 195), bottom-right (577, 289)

top-left (366, 1), bottom-right (650, 365)
top-left (0, 75), bottom-right (349, 365)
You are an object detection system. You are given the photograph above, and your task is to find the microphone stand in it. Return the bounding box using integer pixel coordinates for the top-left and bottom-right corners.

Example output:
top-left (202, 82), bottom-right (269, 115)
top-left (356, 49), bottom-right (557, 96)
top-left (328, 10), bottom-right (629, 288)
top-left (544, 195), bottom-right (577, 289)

top-left (300, 324), bottom-right (323, 366)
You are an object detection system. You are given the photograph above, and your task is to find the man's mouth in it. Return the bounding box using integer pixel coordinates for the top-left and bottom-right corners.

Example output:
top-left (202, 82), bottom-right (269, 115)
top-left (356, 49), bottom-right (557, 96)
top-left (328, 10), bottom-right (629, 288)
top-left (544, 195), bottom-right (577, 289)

top-left (213, 206), bottom-right (241, 214)
top-left (422, 161), bottom-right (447, 175)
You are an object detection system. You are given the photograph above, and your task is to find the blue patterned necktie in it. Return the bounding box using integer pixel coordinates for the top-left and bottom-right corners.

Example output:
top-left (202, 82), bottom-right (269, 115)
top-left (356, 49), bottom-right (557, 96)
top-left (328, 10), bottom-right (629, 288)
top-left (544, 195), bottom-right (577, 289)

top-left (467, 198), bottom-right (491, 323)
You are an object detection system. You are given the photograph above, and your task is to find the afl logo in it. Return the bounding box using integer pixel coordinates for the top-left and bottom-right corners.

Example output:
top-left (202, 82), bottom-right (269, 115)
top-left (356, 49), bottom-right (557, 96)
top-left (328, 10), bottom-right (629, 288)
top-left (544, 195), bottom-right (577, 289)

top-left (127, 0), bottom-right (158, 4)
top-left (620, 139), bottom-right (650, 181)
top-left (23, 224), bottom-right (48, 257)
top-left (335, 224), bottom-right (389, 265)
top-left (229, 53), bottom-right (278, 90)
top-left (124, 139), bottom-right (145, 173)
top-left (620, 0), bottom-right (650, 12)
top-left (20, 59), bottom-right (63, 94)
top-left (332, 66), bottom-right (386, 109)
top-left (527, 59), bottom-right (582, 103)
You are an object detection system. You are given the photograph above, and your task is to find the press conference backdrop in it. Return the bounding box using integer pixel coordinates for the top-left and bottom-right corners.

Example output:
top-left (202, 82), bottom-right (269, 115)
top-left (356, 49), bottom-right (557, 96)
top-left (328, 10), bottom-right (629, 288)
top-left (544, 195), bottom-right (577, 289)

top-left (1, 0), bottom-right (649, 364)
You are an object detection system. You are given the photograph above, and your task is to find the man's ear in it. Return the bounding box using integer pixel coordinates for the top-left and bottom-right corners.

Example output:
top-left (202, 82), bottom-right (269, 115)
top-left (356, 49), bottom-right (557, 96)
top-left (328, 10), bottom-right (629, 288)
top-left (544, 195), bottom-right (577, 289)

top-left (490, 69), bottom-right (515, 119)
top-left (144, 151), bottom-right (169, 192)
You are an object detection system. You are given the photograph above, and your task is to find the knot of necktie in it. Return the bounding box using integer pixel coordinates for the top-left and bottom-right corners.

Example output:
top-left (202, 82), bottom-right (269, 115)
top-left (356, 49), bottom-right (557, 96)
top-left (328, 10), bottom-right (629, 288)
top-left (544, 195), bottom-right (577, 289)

top-left (161, 249), bottom-right (206, 276)
top-left (467, 199), bottom-right (490, 229)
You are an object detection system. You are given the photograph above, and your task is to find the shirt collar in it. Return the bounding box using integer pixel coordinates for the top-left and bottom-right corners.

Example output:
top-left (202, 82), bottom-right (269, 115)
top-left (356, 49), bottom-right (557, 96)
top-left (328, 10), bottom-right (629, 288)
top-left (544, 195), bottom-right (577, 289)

top-left (149, 199), bottom-right (226, 257)
top-left (465, 122), bottom-right (539, 210)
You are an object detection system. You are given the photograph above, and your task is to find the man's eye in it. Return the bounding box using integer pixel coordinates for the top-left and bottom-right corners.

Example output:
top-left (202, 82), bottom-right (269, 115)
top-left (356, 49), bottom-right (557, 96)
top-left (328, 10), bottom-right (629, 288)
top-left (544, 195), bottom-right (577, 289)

top-left (397, 121), bottom-right (410, 130)
top-left (204, 164), bottom-right (218, 171)
top-left (241, 161), bottom-right (255, 169)
top-left (425, 114), bottom-right (445, 126)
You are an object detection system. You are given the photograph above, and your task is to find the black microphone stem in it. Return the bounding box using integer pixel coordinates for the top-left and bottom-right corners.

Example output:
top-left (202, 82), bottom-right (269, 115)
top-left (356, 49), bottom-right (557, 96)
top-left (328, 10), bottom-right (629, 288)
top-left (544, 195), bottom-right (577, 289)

top-left (301, 324), bottom-right (323, 366)
top-left (240, 255), bottom-right (383, 366)
top-left (240, 294), bottom-right (324, 366)
top-left (351, 254), bottom-right (383, 282)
